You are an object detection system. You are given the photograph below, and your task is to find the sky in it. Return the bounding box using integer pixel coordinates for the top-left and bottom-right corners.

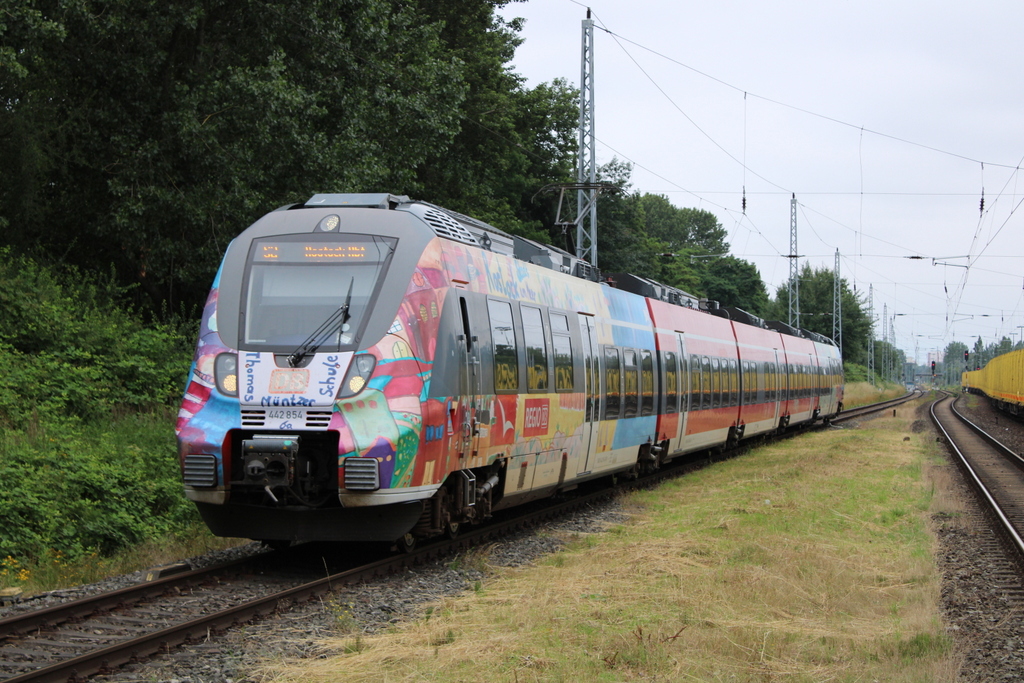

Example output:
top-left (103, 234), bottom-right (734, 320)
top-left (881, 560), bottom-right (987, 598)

top-left (496, 0), bottom-right (1024, 364)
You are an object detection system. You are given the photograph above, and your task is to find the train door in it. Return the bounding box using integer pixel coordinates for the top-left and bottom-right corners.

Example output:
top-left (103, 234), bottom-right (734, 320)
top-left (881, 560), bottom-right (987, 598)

top-left (673, 333), bottom-right (688, 447)
top-left (773, 349), bottom-right (784, 427)
top-left (458, 296), bottom-right (483, 458)
top-left (577, 313), bottom-right (600, 475)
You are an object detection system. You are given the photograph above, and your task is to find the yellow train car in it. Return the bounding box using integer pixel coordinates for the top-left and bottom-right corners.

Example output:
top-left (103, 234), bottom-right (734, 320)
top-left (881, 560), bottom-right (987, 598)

top-left (963, 348), bottom-right (1024, 415)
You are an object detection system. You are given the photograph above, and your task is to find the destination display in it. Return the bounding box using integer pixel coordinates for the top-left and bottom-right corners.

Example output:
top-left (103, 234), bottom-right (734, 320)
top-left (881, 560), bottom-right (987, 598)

top-left (254, 242), bottom-right (372, 262)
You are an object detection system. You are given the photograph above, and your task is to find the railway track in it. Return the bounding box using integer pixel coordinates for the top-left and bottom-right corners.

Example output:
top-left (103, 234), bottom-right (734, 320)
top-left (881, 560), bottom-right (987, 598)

top-left (830, 390), bottom-right (921, 425)
top-left (0, 470), bottom-right (649, 683)
top-left (930, 394), bottom-right (1024, 597)
top-left (0, 392), bottom-right (921, 682)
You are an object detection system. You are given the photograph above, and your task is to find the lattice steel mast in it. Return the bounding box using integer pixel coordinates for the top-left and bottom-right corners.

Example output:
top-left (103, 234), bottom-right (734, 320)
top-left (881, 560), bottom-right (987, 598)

top-left (788, 193), bottom-right (800, 328)
top-left (575, 10), bottom-right (598, 267)
top-left (833, 249), bottom-right (842, 356)
top-left (868, 285), bottom-right (875, 385)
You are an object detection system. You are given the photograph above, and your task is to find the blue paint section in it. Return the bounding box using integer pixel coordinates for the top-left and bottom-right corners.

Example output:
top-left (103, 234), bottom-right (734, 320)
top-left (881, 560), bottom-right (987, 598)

top-left (612, 415), bottom-right (658, 449)
top-left (610, 322), bottom-right (655, 349)
top-left (605, 289), bottom-right (655, 349)
top-left (182, 391), bottom-right (237, 483)
top-left (605, 288), bottom-right (652, 326)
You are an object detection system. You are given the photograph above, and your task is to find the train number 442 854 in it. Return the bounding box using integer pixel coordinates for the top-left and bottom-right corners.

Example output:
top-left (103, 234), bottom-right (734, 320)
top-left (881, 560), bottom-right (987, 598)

top-left (267, 409), bottom-right (304, 421)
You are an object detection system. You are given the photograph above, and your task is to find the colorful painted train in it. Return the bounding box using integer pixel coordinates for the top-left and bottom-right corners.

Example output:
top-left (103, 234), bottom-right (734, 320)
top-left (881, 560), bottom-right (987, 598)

top-left (176, 193), bottom-right (844, 547)
top-left (963, 349), bottom-right (1024, 415)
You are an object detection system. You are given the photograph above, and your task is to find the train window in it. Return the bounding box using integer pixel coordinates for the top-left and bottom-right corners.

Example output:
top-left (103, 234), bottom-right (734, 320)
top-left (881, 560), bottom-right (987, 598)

top-left (710, 358), bottom-right (721, 409)
top-left (691, 355), bottom-right (703, 410)
top-left (701, 356), bottom-right (712, 410)
top-left (689, 355), bottom-right (698, 410)
top-left (552, 334), bottom-right (573, 392)
top-left (623, 350), bottom-right (638, 418)
top-left (488, 300), bottom-right (518, 392)
top-left (765, 362), bottom-right (773, 402)
top-left (521, 306), bottom-right (548, 392)
top-left (741, 361), bottom-right (750, 404)
top-left (749, 362), bottom-right (757, 403)
top-left (680, 356), bottom-right (689, 411)
top-left (603, 347), bottom-right (622, 420)
top-left (756, 362), bottom-right (764, 403)
top-left (641, 350), bottom-right (654, 416)
top-left (550, 312), bottom-right (570, 333)
top-left (729, 359), bottom-right (739, 406)
top-left (664, 352), bottom-right (678, 414)
top-left (242, 234), bottom-right (396, 351)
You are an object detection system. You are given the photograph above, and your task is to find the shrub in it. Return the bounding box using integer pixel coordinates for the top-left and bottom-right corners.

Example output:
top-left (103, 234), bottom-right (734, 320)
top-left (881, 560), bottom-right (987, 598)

top-left (0, 251), bottom-right (199, 562)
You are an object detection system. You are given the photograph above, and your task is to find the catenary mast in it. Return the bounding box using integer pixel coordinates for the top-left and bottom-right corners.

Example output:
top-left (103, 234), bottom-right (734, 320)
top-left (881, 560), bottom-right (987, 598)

top-left (788, 194), bottom-right (800, 328)
top-left (575, 10), bottom-right (598, 267)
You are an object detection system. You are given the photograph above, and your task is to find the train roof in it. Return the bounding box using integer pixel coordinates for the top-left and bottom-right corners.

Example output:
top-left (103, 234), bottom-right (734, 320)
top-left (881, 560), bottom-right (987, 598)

top-left (289, 193), bottom-right (833, 345)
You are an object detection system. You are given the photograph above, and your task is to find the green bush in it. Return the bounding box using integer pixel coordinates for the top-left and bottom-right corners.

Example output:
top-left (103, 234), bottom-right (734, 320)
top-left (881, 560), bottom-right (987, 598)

top-left (0, 414), bottom-right (198, 560)
top-left (0, 250), bottom-right (199, 562)
top-left (0, 249), bottom-right (194, 427)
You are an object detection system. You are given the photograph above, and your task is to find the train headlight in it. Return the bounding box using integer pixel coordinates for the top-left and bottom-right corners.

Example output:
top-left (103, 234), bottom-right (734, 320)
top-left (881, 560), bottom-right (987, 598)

top-left (214, 353), bottom-right (239, 397)
top-left (316, 214), bottom-right (341, 232)
top-left (338, 353), bottom-right (376, 398)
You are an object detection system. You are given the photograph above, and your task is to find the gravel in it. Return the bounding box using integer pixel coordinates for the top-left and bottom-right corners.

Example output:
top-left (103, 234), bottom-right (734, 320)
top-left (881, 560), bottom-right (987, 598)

top-left (84, 500), bottom-right (629, 683)
top-left (937, 395), bottom-right (1024, 682)
top-left (0, 543), bottom-right (269, 620)
top-left (8, 395), bottom-right (1024, 682)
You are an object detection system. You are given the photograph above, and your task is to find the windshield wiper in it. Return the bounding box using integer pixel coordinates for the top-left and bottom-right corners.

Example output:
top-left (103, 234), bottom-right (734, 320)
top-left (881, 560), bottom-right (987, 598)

top-left (287, 279), bottom-right (354, 368)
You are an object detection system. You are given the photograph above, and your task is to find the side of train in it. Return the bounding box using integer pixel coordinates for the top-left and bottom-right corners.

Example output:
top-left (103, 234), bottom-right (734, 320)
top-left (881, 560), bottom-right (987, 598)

top-left (963, 348), bottom-right (1024, 415)
top-left (176, 193), bottom-right (844, 546)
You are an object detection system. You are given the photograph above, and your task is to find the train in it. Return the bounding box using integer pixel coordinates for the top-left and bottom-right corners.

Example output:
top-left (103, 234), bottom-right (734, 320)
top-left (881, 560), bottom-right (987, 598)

top-left (963, 349), bottom-right (1024, 415)
top-left (176, 193), bottom-right (844, 548)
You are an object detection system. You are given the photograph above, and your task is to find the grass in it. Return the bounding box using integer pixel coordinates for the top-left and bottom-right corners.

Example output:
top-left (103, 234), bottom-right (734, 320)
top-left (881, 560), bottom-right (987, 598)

top-left (257, 398), bottom-right (959, 682)
top-left (2, 529), bottom-right (247, 593)
top-left (844, 380), bottom-right (907, 408)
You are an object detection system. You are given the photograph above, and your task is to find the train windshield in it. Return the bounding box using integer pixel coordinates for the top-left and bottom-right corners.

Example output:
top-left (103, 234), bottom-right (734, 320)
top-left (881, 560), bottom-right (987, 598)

top-left (241, 233), bottom-right (396, 351)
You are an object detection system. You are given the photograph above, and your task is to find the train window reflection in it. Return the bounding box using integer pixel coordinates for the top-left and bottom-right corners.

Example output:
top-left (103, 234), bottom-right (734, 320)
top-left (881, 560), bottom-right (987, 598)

top-left (243, 235), bottom-right (394, 350)
top-left (664, 351), bottom-right (678, 414)
top-left (641, 350), bottom-right (654, 416)
top-left (522, 306), bottom-right (548, 392)
top-left (623, 350), bottom-right (638, 418)
top-left (488, 300), bottom-right (518, 392)
top-left (553, 334), bottom-right (573, 391)
top-left (604, 347), bottom-right (621, 419)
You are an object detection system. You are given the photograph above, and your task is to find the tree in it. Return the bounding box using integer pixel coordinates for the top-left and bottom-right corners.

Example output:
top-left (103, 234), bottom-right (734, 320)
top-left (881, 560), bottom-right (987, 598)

top-left (766, 264), bottom-right (871, 364)
top-left (1, 0), bottom-right (564, 313)
top-left (412, 2), bottom-right (579, 239)
top-left (943, 340), bottom-right (970, 384)
top-left (697, 256), bottom-right (770, 317)
top-left (639, 193), bottom-right (728, 255)
top-left (592, 159), bottom-right (660, 275)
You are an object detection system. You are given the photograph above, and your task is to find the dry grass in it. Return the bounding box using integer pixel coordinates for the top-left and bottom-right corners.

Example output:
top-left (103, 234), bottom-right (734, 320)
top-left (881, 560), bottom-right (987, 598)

top-left (257, 398), bottom-right (956, 682)
top-left (843, 380), bottom-right (907, 408)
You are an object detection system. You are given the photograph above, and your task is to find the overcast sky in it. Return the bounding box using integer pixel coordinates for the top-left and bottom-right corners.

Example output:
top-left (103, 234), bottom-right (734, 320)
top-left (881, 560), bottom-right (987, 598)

top-left (497, 0), bottom-right (1024, 364)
